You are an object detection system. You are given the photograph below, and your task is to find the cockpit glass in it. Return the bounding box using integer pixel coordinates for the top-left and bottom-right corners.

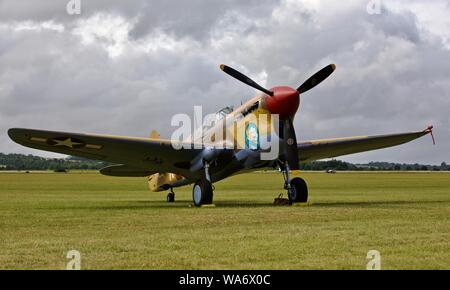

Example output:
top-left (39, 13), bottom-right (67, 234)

top-left (215, 106), bottom-right (234, 121)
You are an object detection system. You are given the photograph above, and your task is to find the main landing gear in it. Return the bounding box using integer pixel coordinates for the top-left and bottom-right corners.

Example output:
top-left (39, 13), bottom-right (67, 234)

top-left (192, 162), bottom-right (214, 207)
top-left (288, 177), bottom-right (308, 203)
top-left (281, 164), bottom-right (308, 204)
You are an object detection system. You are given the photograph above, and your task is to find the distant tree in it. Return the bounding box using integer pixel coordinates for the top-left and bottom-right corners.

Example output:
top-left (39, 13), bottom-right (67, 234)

top-left (0, 152), bottom-right (110, 171)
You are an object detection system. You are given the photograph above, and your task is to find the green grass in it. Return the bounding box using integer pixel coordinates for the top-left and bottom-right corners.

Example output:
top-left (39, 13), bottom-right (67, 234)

top-left (0, 171), bottom-right (449, 269)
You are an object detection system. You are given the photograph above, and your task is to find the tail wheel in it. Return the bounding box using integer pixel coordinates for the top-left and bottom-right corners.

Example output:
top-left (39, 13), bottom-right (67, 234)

top-left (288, 177), bottom-right (308, 203)
top-left (192, 179), bottom-right (213, 207)
top-left (166, 192), bottom-right (175, 203)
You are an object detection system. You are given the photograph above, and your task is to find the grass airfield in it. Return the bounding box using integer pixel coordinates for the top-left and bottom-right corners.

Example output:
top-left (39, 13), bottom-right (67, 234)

top-left (0, 171), bottom-right (449, 270)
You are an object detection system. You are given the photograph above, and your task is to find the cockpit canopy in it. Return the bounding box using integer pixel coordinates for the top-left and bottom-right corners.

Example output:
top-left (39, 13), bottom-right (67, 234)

top-left (215, 106), bottom-right (234, 121)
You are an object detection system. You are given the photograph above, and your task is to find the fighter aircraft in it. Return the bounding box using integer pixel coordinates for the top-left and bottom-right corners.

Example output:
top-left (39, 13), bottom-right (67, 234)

top-left (8, 64), bottom-right (434, 206)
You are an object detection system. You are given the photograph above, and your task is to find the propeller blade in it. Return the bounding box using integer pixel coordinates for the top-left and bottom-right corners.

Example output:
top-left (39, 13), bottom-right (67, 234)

top-left (220, 64), bottom-right (274, 96)
top-left (297, 64), bottom-right (336, 94)
top-left (283, 118), bottom-right (299, 170)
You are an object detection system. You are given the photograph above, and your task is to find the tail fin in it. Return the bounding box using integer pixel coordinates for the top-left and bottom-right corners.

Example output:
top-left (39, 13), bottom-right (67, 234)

top-left (150, 130), bottom-right (160, 139)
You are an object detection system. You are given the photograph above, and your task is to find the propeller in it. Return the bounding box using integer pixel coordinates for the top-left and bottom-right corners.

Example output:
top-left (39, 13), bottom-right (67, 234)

top-left (220, 63), bottom-right (335, 96)
top-left (297, 64), bottom-right (336, 94)
top-left (220, 64), bottom-right (273, 96)
top-left (219, 63), bottom-right (336, 171)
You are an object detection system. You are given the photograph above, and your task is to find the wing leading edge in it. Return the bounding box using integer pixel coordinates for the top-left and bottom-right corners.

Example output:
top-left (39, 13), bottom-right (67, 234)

top-left (298, 126), bottom-right (433, 162)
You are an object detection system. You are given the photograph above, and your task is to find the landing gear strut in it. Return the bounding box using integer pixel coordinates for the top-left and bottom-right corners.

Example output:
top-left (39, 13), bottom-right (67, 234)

top-left (192, 162), bottom-right (214, 207)
top-left (166, 188), bottom-right (175, 203)
top-left (281, 163), bottom-right (308, 204)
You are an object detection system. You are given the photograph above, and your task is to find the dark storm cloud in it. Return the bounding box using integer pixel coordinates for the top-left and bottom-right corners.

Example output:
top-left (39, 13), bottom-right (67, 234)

top-left (0, 0), bottom-right (280, 40)
top-left (0, 0), bottom-right (449, 164)
top-left (0, 0), bottom-right (141, 22)
top-left (128, 0), bottom-right (281, 40)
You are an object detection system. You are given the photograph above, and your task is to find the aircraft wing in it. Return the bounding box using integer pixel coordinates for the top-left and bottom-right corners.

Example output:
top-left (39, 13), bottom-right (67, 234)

top-left (8, 128), bottom-right (202, 177)
top-left (298, 127), bottom-right (433, 162)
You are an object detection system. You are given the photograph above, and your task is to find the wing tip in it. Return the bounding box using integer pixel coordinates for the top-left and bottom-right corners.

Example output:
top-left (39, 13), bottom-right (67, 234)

top-left (7, 128), bottom-right (25, 143)
top-left (8, 128), bottom-right (17, 136)
top-left (423, 125), bottom-right (435, 145)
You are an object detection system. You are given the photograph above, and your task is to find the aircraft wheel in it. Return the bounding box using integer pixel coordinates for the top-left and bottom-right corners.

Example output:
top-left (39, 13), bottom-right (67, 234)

top-left (288, 177), bottom-right (308, 203)
top-left (167, 192), bottom-right (175, 203)
top-left (192, 179), bottom-right (213, 207)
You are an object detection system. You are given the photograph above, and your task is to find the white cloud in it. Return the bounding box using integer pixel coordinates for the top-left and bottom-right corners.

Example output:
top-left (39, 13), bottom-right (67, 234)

top-left (0, 20), bottom-right (65, 32)
top-left (72, 13), bottom-right (134, 58)
top-left (386, 0), bottom-right (450, 49)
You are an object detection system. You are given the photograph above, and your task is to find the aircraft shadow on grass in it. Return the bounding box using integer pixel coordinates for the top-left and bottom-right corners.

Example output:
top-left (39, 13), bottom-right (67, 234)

top-left (63, 199), bottom-right (448, 211)
top-left (311, 200), bottom-right (448, 208)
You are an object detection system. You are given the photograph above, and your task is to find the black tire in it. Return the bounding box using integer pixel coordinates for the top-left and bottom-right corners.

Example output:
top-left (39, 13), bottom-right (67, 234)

top-left (288, 177), bottom-right (308, 203)
top-left (192, 179), bottom-right (213, 207)
top-left (167, 192), bottom-right (175, 203)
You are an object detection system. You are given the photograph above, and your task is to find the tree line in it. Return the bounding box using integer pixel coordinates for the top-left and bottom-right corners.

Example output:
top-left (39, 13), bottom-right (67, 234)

top-left (300, 160), bottom-right (449, 171)
top-left (0, 153), bottom-right (448, 172)
top-left (0, 153), bottom-right (110, 171)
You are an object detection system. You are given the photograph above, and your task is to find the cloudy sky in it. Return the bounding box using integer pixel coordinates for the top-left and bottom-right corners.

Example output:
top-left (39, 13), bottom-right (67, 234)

top-left (0, 0), bottom-right (449, 164)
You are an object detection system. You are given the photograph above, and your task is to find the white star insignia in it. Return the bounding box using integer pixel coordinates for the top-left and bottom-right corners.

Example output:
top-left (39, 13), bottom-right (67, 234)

top-left (52, 138), bottom-right (83, 148)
